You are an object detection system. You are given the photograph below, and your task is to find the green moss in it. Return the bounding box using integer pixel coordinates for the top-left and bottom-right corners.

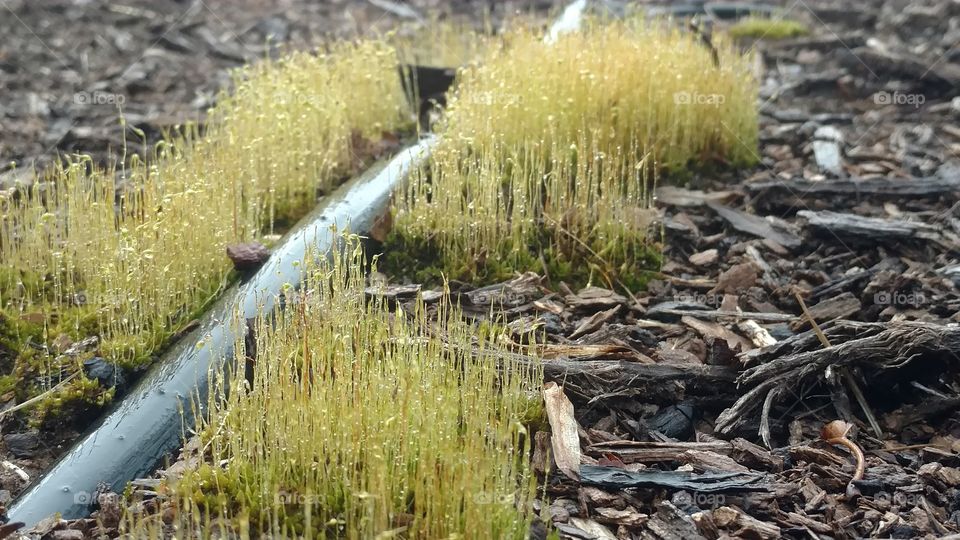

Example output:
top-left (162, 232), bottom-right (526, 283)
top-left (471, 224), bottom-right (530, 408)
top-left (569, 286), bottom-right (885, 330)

top-left (0, 312), bottom-right (46, 355)
top-left (381, 218), bottom-right (662, 294)
top-left (0, 267), bottom-right (50, 302)
top-left (380, 227), bottom-right (447, 285)
top-left (32, 375), bottom-right (114, 428)
top-left (0, 375), bottom-right (16, 397)
top-left (727, 17), bottom-right (809, 40)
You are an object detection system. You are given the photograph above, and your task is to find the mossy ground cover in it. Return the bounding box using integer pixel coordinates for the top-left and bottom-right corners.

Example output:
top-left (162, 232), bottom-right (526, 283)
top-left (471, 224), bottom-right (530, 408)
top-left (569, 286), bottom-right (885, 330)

top-left (383, 20), bottom-right (758, 292)
top-left (117, 18), bottom-right (759, 538)
top-left (125, 238), bottom-right (541, 538)
top-left (8, 12), bottom-right (763, 537)
top-left (727, 16), bottom-right (809, 40)
top-left (0, 41), bottom-right (411, 425)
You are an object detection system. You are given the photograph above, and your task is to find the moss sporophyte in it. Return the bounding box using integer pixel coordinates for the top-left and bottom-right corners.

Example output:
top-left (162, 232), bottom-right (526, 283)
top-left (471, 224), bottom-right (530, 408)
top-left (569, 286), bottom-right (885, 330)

top-left (0, 41), bottom-right (410, 425)
top-left (384, 21), bottom-right (757, 291)
top-left (126, 238), bottom-right (540, 538)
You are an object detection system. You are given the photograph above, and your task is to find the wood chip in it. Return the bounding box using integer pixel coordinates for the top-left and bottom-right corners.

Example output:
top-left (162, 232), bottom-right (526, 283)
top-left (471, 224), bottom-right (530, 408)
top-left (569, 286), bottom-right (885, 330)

top-left (543, 382), bottom-right (581, 480)
top-left (689, 249), bottom-right (719, 266)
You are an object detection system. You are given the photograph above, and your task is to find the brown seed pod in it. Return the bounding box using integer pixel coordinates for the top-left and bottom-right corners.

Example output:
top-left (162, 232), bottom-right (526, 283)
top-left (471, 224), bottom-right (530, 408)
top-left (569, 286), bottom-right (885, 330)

top-left (821, 419), bottom-right (852, 441)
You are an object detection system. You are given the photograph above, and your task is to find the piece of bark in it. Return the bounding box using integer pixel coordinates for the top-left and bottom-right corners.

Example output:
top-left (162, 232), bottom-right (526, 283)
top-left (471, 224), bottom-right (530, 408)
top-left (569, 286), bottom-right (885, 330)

top-left (565, 287), bottom-right (627, 311)
top-left (570, 306), bottom-right (621, 340)
top-left (532, 431), bottom-right (552, 475)
top-left (883, 396), bottom-right (960, 431)
top-left (730, 438), bottom-right (784, 472)
top-left (588, 441), bottom-right (734, 464)
top-left (640, 502), bottom-right (706, 540)
top-left (780, 511), bottom-right (834, 534)
top-left (746, 175), bottom-right (960, 212)
top-left (737, 320), bottom-right (777, 348)
top-left (579, 465), bottom-right (769, 493)
top-left (690, 511), bottom-right (720, 539)
top-left (543, 383), bottom-right (581, 480)
top-left (689, 249), bottom-right (719, 266)
top-left (678, 450), bottom-right (751, 473)
top-left (717, 321), bottom-right (960, 434)
top-left (537, 343), bottom-right (641, 362)
top-left (655, 186), bottom-right (736, 207)
top-left (707, 202), bottom-right (802, 248)
top-left (789, 292), bottom-right (861, 330)
top-left (850, 46), bottom-right (960, 87)
top-left (646, 403), bottom-right (695, 440)
top-left (799, 210), bottom-right (946, 243)
top-left (364, 283), bottom-right (420, 302)
top-left (649, 306), bottom-right (794, 323)
top-left (462, 272), bottom-right (542, 310)
top-left (566, 518), bottom-right (617, 539)
top-left (543, 360), bottom-right (736, 406)
top-left (594, 507), bottom-right (648, 528)
top-left (710, 263), bottom-right (760, 295)
top-left (682, 316), bottom-right (751, 351)
top-left (712, 506), bottom-right (781, 539)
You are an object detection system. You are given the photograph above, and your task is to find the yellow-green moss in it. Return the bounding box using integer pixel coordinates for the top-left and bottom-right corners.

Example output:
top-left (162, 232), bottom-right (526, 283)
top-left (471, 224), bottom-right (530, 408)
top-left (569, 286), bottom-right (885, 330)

top-left (128, 240), bottom-right (540, 538)
top-left (727, 16), bottom-right (809, 40)
top-left (0, 39), bottom-right (413, 422)
top-left (385, 20), bottom-right (752, 292)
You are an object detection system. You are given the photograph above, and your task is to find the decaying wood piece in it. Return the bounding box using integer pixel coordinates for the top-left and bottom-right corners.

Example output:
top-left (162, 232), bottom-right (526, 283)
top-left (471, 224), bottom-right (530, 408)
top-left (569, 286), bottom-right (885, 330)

top-left (712, 506), bottom-right (781, 539)
top-left (746, 175), bottom-right (960, 212)
top-left (543, 383), bottom-right (582, 480)
top-left (587, 438), bottom-right (783, 472)
top-left (883, 396), bottom-right (960, 431)
top-left (717, 321), bottom-right (960, 435)
top-left (543, 359), bottom-right (737, 406)
top-left (707, 202), bottom-right (802, 248)
top-left (737, 320), bottom-right (777, 348)
top-left (767, 33), bottom-right (866, 52)
top-left (647, 305), bottom-right (795, 323)
top-left (564, 517), bottom-right (618, 539)
top-left (579, 465), bottom-right (770, 493)
top-left (677, 450), bottom-right (751, 473)
top-left (789, 292), bottom-right (861, 331)
top-left (655, 186), bottom-right (736, 207)
top-left (587, 441), bottom-right (735, 464)
top-left (681, 316), bottom-right (751, 351)
top-left (798, 210), bottom-right (950, 245)
top-left (641, 502), bottom-right (705, 540)
top-left (850, 46), bottom-right (960, 87)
